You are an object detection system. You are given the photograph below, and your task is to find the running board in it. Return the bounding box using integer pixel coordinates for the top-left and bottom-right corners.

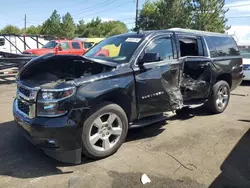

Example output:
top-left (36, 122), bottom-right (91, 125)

top-left (129, 114), bottom-right (167, 129)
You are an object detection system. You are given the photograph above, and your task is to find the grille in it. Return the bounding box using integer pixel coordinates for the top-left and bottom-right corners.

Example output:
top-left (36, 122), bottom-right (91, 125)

top-left (18, 85), bottom-right (31, 97)
top-left (243, 64), bottom-right (250, 71)
top-left (17, 100), bottom-right (30, 115)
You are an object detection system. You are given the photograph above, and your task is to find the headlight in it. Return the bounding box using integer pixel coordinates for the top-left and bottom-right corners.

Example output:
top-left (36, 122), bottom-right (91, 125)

top-left (37, 87), bottom-right (75, 117)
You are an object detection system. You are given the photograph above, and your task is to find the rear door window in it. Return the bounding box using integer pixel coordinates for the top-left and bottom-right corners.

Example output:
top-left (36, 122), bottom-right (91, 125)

top-left (208, 36), bottom-right (240, 57)
top-left (72, 42), bottom-right (81, 49)
top-left (0, 38), bottom-right (5, 46)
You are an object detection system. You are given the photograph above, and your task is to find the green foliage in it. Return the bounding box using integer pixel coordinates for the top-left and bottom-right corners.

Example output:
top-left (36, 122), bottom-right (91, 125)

top-left (75, 17), bottom-right (128, 37)
top-left (60, 12), bottom-right (76, 39)
top-left (40, 10), bottom-right (61, 36)
top-left (24, 25), bottom-right (42, 34)
top-left (190, 0), bottom-right (230, 32)
top-left (0, 25), bottom-right (21, 34)
top-left (137, 0), bottom-right (229, 33)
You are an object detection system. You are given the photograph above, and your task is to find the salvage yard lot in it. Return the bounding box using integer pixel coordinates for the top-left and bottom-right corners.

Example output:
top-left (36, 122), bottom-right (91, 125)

top-left (0, 81), bottom-right (250, 188)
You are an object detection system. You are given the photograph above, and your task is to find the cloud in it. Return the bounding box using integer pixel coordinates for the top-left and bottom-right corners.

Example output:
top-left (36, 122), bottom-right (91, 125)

top-left (227, 26), bottom-right (250, 45)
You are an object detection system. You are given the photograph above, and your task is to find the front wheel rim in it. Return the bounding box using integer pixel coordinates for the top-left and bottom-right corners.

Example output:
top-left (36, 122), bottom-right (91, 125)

top-left (88, 113), bottom-right (123, 152)
top-left (216, 85), bottom-right (229, 110)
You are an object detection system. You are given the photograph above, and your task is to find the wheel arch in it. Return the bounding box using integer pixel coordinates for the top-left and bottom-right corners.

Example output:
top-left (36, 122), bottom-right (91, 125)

top-left (216, 73), bottom-right (232, 88)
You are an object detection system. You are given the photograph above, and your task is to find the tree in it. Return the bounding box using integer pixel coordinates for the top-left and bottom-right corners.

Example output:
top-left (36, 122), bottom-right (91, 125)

top-left (75, 18), bottom-right (128, 37)
top-left (0, 25), bottom-right (21, 34)
top-left (100, 21), bottom-right (128, 37)
top-left (61, 12), bottom-right (76, 39)
top-left (136, 0), bottom-right (192, 30)
top-left (190, 0), bottom-right (230, 32)
top-left (40, 10), bottom-right (61, 36)
top-left (24, 25), bottom-right (42, 34)
top-left (136, 0), bottom-right (229, 33)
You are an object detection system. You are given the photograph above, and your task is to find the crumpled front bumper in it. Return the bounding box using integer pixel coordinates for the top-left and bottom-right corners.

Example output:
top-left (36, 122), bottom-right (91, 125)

top-left (13, 99), bottom-right (82, 164)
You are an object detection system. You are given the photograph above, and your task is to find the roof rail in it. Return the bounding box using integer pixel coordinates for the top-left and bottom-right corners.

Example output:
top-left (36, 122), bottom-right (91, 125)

top-left (168, 28), bottom-right (227, 36)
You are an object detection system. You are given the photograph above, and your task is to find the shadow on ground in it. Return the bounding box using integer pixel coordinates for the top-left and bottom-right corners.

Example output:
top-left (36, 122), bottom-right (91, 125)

top-left (0, 121), bottom-right (73, 179)
top-left (209, 129), bottom-right (250, 187)
top-left (240, 81), bottom-right (250, 87)
top-left (0, 119), bottom-right (169, 179)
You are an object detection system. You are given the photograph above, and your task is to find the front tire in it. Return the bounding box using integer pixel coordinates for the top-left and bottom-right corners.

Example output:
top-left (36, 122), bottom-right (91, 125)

top-left (207, 80), bottom-right (230, 114)
top-left (81, 103), bottom-right (128, 159)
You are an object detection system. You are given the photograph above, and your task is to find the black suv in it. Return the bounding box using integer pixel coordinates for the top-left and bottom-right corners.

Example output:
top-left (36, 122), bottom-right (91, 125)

top-left (13, 28), bottom-right (243, 164)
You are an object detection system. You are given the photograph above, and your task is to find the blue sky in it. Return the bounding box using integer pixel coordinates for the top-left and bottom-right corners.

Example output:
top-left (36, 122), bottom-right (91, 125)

top-left (1, 0), bottom-right (250, 43)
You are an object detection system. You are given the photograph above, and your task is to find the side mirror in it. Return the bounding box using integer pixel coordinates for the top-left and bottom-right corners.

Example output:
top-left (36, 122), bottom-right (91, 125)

top-left (58, 46), bottom-right (63, 51)
top-left (138, 53), bottom-right (160, 66)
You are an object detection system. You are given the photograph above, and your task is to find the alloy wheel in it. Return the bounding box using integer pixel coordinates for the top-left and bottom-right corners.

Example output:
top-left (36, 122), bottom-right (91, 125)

top-left (88, 113), bottom-right (123, 152)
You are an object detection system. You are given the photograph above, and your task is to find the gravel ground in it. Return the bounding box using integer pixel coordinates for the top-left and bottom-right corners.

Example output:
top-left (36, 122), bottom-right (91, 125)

top-left (0, 80), bottom-right (250, 188)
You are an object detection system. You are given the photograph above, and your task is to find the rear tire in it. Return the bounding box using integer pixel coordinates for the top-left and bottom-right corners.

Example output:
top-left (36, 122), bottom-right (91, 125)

top-left (207, 81), bottom-right (230, 114)
top-left (81, 102), bottom-right (128, 159)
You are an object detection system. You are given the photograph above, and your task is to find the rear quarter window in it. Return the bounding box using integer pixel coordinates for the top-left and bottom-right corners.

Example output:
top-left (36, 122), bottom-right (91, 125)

top-left (207, 36), bottom-right (240, 57)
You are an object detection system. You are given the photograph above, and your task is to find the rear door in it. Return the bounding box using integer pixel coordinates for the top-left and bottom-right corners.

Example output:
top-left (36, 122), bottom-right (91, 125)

top-left (133, 34), bottom-right (183, 118)
top-left (57, 42), bottom-right (71, 55)
top-left (72, 41), bottom-right (83, 55)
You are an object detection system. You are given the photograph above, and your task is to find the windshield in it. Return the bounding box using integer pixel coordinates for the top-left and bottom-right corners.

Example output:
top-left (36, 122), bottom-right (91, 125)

top-left (84, 35), bottom-right (143, 63)
top-left (43, 41), bottom-right (58, 49)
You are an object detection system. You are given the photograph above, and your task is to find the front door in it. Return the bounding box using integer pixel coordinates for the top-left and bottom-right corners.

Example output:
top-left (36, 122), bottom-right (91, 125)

top-left (57, 42), bottom-right (71, 55)
top-left (133, 35), bottom-right (183, 119)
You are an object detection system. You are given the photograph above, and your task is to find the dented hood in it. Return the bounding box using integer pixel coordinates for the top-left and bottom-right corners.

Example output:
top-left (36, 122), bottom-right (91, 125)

top-left (19, 54), bottom-right (117, 77)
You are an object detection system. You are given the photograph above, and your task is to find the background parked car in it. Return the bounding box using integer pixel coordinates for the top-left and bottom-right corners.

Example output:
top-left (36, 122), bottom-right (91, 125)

top-left (23, 40), bottom-right (85, 56)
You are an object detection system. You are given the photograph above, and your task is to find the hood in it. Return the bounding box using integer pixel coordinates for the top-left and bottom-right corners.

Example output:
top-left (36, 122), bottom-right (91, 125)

top-left (18, 54), bottom-right (117, 88)
top-left (23, 48), bottom-right (55, 55)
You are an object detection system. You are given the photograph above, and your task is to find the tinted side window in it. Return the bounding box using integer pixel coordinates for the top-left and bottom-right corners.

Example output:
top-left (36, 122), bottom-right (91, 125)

top-left (84, 42), bottom-right (94, 49)
top-left (60, 42), bottom-right (70, 50)
top-left (72, 42), bottom-right (81, 49)
top-left (204, 36), bottom-right (217, 57)
top-left (209, 36), bottom-right (240, 57)
top-left (0, 38), bottom-right (5, 46)
top-left (145, 38), bottom-right (174, 61)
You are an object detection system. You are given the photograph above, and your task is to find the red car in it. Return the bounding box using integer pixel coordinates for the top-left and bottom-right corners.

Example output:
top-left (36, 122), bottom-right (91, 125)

top-left (23, 40), bottom-right (86, 56)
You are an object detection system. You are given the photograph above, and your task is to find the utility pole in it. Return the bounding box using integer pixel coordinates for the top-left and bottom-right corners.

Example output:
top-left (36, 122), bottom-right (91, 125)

top-left (135, 0), bottom-right (139, 32)
top-left (24, 14), bottom-right (27, 33)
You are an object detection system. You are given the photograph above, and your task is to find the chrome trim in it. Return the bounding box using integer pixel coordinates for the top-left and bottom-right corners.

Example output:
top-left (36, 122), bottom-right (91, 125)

top-left (40, 87), bottom-right (75, 92)
top-left (14, 99), bottom-right (29, 118)
top-left (17, 82), bottom-right (40, 91)
top-left (36, 111), bottom-right (68, 118)
top-left (15, 98), bottom-right (36, 119)
top-left (17, 92), bottom-right (30, 101)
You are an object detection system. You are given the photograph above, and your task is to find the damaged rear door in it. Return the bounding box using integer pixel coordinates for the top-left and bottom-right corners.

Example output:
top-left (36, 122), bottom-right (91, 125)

top-left (133, 34), bottom-right (183, 118)
top-left (180, 56), bottom-right (213, 101)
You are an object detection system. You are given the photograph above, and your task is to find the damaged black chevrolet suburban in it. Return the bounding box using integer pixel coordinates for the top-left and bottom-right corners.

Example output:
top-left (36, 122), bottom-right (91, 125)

top-left (13, 28), bottom-right (243, 164)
